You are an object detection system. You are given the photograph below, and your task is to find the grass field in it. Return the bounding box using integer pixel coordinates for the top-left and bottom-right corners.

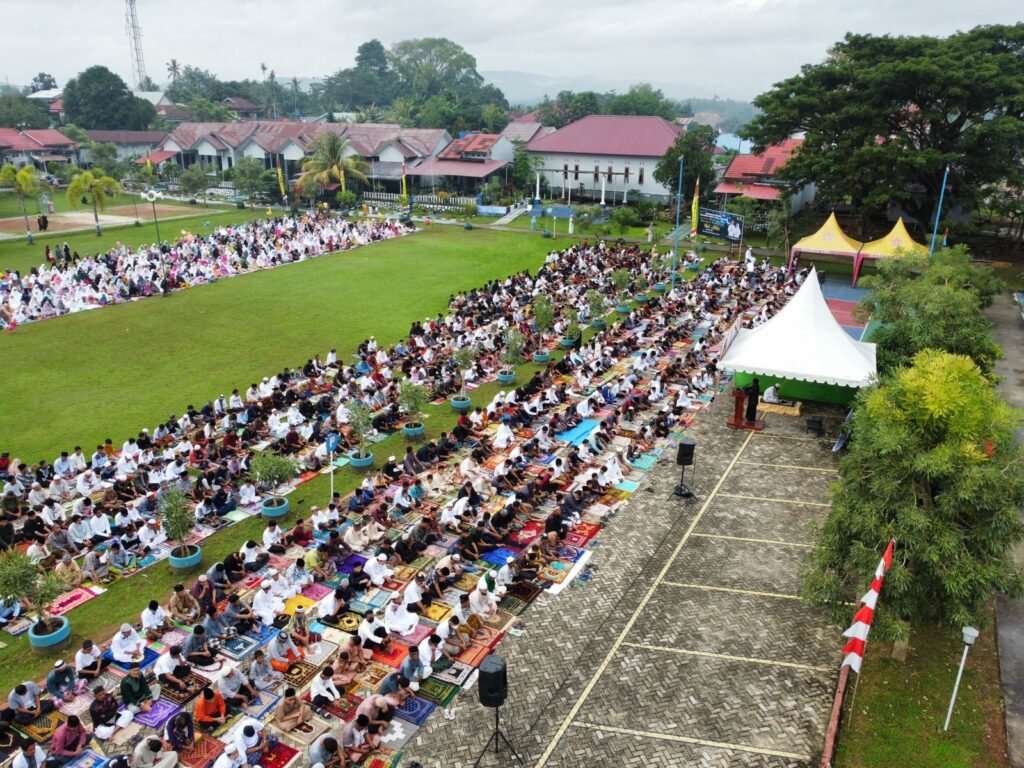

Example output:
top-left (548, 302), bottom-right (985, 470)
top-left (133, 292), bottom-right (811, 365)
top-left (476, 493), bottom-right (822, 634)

top-left (836, 607), bottom-right (1009, 768)
top-left (0, 190), bottom-right (191, 220)
top-left (0, 207), bottom-right (263, 275)
top-left (0, 227), bottom-right (554, 462)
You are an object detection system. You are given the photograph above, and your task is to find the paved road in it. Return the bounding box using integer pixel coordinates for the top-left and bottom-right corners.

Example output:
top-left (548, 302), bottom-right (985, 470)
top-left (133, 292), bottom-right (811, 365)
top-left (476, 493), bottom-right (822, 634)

top-left (403, 401), bottom-right (844, 767)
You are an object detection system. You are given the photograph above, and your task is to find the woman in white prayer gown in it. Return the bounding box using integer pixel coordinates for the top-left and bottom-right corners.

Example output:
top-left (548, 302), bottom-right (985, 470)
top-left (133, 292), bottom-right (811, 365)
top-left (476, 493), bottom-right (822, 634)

top-left (493, 422), bottom-right (515, 450)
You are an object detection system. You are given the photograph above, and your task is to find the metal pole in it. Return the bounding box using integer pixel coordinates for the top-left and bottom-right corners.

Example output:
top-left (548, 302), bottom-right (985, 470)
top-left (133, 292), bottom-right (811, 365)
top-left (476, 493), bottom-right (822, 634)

top-left (671, 156), bottom-right (684, 290)
top-left (329, 449), bottom-right (335, 497)
top-left (928, 164), bottom-right (950, 260)
top-left (944, 642), bottom-right (970, 732)
top-left (152, 200), bottom-right (161, 243)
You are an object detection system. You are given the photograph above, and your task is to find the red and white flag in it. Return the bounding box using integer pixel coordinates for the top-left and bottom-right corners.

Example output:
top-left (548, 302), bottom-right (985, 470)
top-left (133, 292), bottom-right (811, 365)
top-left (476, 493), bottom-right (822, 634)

top-left (840, 539), bottom-right (894, 673)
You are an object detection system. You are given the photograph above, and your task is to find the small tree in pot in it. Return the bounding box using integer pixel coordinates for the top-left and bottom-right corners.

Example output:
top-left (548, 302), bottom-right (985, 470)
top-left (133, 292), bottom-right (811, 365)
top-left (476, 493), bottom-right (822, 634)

top-left (251, 452), bottom-right (299, 514)
top-left (161, 486), bottom-right (200, 566)
top-left (587, 289), bottom-right (607, 327)
top-left (0, 551), bottom-right (68, 638)
top-left (347, 402), bottom-right (376, 462)
top-left (450, 346), bottom-right (478, 411)
top-left (499, 328), bottom-right (526, 382)
top-left (532, 295), bottom-right (555, 362)
top-left (635, 274), bottom-right (650, 302)
top-left (398, 380), bottom-right (430, 438)
top-left (561, 318), bottom-right (582, 348)
top-left (611, 268), bottom-right (632, 311)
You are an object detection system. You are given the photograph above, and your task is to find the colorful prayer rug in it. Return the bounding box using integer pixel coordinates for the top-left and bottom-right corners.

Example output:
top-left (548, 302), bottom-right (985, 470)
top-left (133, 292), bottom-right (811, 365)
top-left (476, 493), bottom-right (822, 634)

top-left (15, 710), bottom-right (66, 743)
top-left (241, 692), bottom-right (280, 720)
top-left (393, 695), bottom-right (435, 726)
top-left (377, 717), bottom-right (419, 749)
top-left (303, 640), bottom-right (339, 667)
top-left (283, 595), bottom-right (317, 615)
top-left (178, 732), bottom-right (224, 768)
top-left (556, 545), bottom-right (587, 562)
top-left (158, 672), bottom-right (209, 705)
top-left (455, 643), bottom-right (490, 667)
top-left (355, 662), bottom-right (393, 691)
top-left (103, 646), bottom-right (160, 672)
top-left (393, 622), bottom-right (432, 647)
top-left (380, 578), bottom-right (407, 593)
top-left (431, 661), bottom-right (473, 686)
top-left (364, 747), bottom-right (403, 768)
top-left (219, 634), bottom-right (260, 661)
top-left (57, 690), bottom-right (94, 718)
top-left (421, 602), bottom-right (451, 623)
top-left (506, 521), bottom-right (544, 546)
top-left (482, 609), bottom-right (516, 632)
top-left (157, 628), bottom-right (192, 648)
top-left (453, 573), bottom-right (479, 592)
top-left (481, 547), bottom-right (520, 566)
top-left (335, 612), bottom-right (361, 633)
top-left (570, 521), bottom-right (602, 541)
top-left (539, 560), bottom-right (573, 584)
top-left (65, 749), bottom-right (107, 768)
top-left (392, 565), bottom-right (418, 582)
top-left (261, 741), bottom-right (300, 768)
top-left (245, 623), bottom-right (279, 645)
top-left (371, 642), bottom-right (408, 668)
top-left (282, 661), bottom-right (320, 690)
top-left (472, 625), bottom-right (505, 647)
top-left (46, 587), bottom-right (97, 616)
top-left (417, 678), bottom-right (459, 707)
top-left (300, 583), bottom-right (333, 600)
top-left (409, 555), bottom-right (435, 572)
top-left (129, 698), bottom-right (179, 729)
top-left (301, 691), bottom-right (362, 722)
top-left (498, 596), bottom-right (530, 616)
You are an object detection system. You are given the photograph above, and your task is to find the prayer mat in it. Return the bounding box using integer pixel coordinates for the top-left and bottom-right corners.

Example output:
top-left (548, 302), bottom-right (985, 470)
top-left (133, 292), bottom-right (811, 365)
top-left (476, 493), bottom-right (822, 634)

top-left (242, 692), bottom-right (280, 720)
top-left (393, 622), bottom-right (433, 647)
top-left (283, 595), bottom-right (317, 615)
top-left (629, 453), bottom-right (658, 471)
top-left (614, 479), bottom-right (640, 493)
top-left (380, 578), bottom-right (407, 594)
top-left (472, 625), bottom-right (505, 647)
top-left (431, 661), bottom-right (473, 686)
top-left (246, 623), bottom-right (279, 645)
top-left (421, 602), bottom-right (452, 623)
top-left (498, 595), bottom-right (530, 616)
top-left (58, 690), bottom-right (94, 718)
top-left (556, 545), bottom-right (587, 562)
top-left (303, 639), bottom-right (339, 667)
top-left (563, 531), bottom-right (590, 547)
top-left (377, 717), bottom-right (419, 750)
top-left (453, 573), bottom-right (479, 592)
top-left (178, 732), bottom-right (224, 768)
top-left (349, 600), bottom-right (373, 615)
top-left (158, 628), bottom-right (192, 648)
top-left (300, 583), bottom-right (332, 600)
top-left (241, 573), bottom-right (268, 590)
top-left (65, 749), bottom-right (107, 768)
top-left (422, 545), bottom-right (448, 558)
top-left (392, 565), bottom-right (418, 582)
top-left (224, 510), bottom-right (251, 523)
top-left (159, 672), bottom-right (209, 705)
top-left (219, 634), bottom-right (260, 661)
top-left (455, 643), bottom-right (490, 667)
top-left (3, 616), bottom-right (32, 636)
top-left (261, 741), bottom-right (299, 768)
top-left (556, 419), bottom-right (598, 445)
top-left (335, 612), bottom-right (361, 633)
top-left (393, 695), bottom-right (435, 726)
top-left (94, 670), bottom-right (126, 692)
top-left (371, 642), bottom-right (408, 668)
top-left (267, 554), bottom-right (294, 571)
top-left (275, 715), bottom-right (328, 746)
top-left (46, 586), bottom-right (97, 616)
top-left (282, 661), bottom-right (320, 690)
top-left (364, 747), bottom-right (402, 768)
top-left (409, 555), bottom-right (435, 572)
top-left (107, 721), bottom-right (143, 747)
top-left (15, 710), bottom-right (66, 743)
top-left (204, 712), bottom-right (243, 738)
top-left (481, 547), bottom-right (520, 566)
top-left (103, 646), bottom-right (160, 672)
top-left (301, 690), bottom-right (362, 722)
top-left (506, 521), bottom-right (544, 547)
top-left (129, 699), bottom-right (180, 729)
top-left (356, 662), bottom-right (393, 691)
top-left (365, 590), bottom-right (391, 611)
top-left (539, 560), bottom-right (574, 584)
top-left (417, 678), bottom-right (459, 707)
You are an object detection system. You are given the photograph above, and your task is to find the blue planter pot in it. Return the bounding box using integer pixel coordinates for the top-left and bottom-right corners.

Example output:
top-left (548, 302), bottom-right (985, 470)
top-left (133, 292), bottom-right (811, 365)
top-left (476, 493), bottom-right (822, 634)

top-left (590, 318), bottom-right (607, 329)
top-left (403, 423), bottom-right (425, 439)
top-left (533, 351), bottom-right (551, 363)
top-left (560, 337), bottom-right (576, 348)
top-left (450, 396), bottom-right (472, 413)
top-left (168, 544), bottom-right (203, 572)
top-left (635, 293), bottom-right (649, 303)
top-left (497, 370), bottom-right (516, 384)
top-left (653, 283), bottom-right (666, 293)
top-left (28, 615), bottom-right (70, 651)
top-left (261, 497), bottom-right (290, 518)
top-left (616, 305), bottom-right (630, 314)
top-left (349, 451), bottom-right (375, 469)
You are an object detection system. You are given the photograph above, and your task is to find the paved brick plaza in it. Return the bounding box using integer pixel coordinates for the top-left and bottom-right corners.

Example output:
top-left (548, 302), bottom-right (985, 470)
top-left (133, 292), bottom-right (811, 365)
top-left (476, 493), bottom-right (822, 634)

top-left (403, 401), bottom-right (845, 768)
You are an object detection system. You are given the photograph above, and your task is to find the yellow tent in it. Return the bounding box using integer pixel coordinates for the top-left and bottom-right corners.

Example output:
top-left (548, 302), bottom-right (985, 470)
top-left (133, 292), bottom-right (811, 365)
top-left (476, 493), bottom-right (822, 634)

top-left (853, 218), bottom-right (927, 284)
top-left (788, 212), bottom-right (863, 284)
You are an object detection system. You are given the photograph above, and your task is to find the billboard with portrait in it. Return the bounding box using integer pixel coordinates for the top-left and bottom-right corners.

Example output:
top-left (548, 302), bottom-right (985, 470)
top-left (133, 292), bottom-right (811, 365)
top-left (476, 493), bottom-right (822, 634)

top-left (697, 208), bottom-right (744, 243)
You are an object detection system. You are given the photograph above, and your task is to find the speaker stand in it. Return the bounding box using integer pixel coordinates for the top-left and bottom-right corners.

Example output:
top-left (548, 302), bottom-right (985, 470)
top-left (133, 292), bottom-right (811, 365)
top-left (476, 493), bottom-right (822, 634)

top-left (473, 706), bottom-right (523, 767)
top-left (673, 460), bottom-right (696, 498)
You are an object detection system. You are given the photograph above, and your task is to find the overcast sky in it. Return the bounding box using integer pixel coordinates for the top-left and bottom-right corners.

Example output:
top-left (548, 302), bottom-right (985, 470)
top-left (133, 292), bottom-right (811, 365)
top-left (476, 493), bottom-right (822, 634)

top-left (1, 0), bottom-right (1019, 100)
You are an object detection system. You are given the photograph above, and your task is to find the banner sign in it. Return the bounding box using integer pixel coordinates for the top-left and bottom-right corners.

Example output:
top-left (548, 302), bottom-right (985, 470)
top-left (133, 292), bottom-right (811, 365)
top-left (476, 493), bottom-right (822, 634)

top-left (697, 207), bottom-right (744, 243)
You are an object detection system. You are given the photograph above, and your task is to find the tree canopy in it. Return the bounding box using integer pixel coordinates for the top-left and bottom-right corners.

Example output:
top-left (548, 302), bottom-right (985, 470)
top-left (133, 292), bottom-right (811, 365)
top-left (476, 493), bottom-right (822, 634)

top-left (63, 66), bottom-right (155, 130)
top-left (654, 124), bottom-right (717, 199)
top-left (537, 84), bottom-right (679, 129)
top-left (0, 92), bottom-right (49, 129)
top-left (742, 24), bottom-right (1024, 226)
top-left (803, 349), bottom-right (1024, 638)
top-left (27, 72), bottom-right (57, 93)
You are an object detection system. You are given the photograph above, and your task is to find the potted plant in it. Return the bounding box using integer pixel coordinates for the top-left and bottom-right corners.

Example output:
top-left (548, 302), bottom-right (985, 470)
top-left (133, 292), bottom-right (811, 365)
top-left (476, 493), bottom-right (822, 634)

top-left (0, 552), bottom-right (71, 650)
top-left (611, 269), bottom-right (632, 313)
top-left (587, 289), bottom-right (607, 328)
top-left (635, 275), bottom-right (650, 303)
top-left (560, 318), bottom-right (582, 348)
top-left (398, 380), bottom-right (429, 439)
top-left (251, 452), bottom-right (299, 517)
top-left (450, 347), bottom-right (478, 412)
top-left (163, 487), bottom-right (203, 572)
top-left (498, 328), bottom-right (526, 384)
top-left (652, 251), bottom-right (672, 292)
top-left (532, 295), bottom-right (554, 363)
top-left (346, 402), bottom-right (377, 468)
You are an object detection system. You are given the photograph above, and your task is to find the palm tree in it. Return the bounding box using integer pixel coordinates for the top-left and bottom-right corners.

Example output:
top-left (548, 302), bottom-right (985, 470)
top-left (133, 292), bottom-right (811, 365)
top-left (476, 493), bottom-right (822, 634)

top-left (166, 59), bottom-right (180, 82)
top-left (297, 133), bottom-right (371, 197)
top-left (290, 77), bottom-right (300, 116)
top-left (0, 164), bottom-right (44, 242)
top-left (67, 169), bottom-right (121, 235)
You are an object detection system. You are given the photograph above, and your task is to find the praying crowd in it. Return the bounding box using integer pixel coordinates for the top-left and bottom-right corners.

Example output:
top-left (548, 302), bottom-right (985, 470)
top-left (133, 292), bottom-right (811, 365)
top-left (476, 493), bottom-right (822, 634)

top-left (0, 235), bottom-right (809, 768)
top-left (0, 211), bottom-right (412, 328)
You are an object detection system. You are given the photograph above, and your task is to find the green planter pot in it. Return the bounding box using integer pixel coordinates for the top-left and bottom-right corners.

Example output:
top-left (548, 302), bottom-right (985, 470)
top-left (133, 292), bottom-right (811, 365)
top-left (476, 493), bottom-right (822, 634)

top-left (497, 370), bottom-right (516, 384)
top-left (616, 305), bottom-right (630, 314)
top-left (28, 616), bottom-right (71, 651)
top-left (402, 423), bottom-right (425, 439)
top-left (169, 544), bottom-right (203, 573)
top-left (653, 283), bottom-right (666, 293)
top-left (348, 451), bottom-right (375, 469)
top-left (260, 497), bottom-right (290, 518)
top-left (560, 337), bottom-right (576, 348)
top-left (590, 318), bottom-right (607, 329)
top-left (533, 351), bottom-right (551, 363)
top-left (635, 293), bottom-right (649, 303)
top-left (450, 395), bottom-right (472, 413)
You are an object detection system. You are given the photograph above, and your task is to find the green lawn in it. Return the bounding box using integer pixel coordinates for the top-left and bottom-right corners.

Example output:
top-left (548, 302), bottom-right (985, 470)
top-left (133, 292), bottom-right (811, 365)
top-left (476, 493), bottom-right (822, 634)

top-left (0, 208), bottom-right (265, 275)
top-left (836, 608), bottom-right (1009, 768)
top-left (0, 227), bottom-right (554, 462)
top-left (0, 190), bottom-right (190, 219)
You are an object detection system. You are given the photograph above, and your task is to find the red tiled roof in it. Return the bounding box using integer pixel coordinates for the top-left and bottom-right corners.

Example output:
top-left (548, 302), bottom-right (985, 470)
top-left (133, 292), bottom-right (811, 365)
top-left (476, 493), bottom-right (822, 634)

top-left (87, 130), bottom-right (168, 145)
top-left (501, 122), bottom-right (552, 143)
top-left (407, 158), bottom-right (508, 179)
top-left (713, 182), bottom-right (782, 200)
top-left (0, 128), bottom-right (41, 151)
top-left (526, 115), bottom-right (682, 158)
top-left (22, 129), bottom-right (77, 148)
top-left (48, 98), bottom-right (63, 113)
top-left (135, 150), bottom-right (179, 165)
top-left (722, 138), bottom-right (802, 182)
top-left (222, 97), bottom-right (261, 111)
top-left (438, 133), bottom-right (502, 159)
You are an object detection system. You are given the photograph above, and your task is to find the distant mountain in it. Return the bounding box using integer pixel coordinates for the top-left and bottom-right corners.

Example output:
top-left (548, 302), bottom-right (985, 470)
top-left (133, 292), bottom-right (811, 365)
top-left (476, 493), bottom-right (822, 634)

top-left (482, 70), bottom-right (718, 106)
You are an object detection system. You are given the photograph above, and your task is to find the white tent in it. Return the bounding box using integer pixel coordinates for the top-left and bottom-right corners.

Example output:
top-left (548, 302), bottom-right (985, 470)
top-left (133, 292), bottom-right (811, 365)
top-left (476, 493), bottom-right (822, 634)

top-left (720, 269), bottom-right (877, 388)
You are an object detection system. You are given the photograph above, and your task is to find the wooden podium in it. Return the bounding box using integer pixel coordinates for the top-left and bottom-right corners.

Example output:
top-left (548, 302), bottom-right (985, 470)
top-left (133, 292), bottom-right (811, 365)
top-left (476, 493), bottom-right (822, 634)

top-left (726, 387), bottom-right (765, 431)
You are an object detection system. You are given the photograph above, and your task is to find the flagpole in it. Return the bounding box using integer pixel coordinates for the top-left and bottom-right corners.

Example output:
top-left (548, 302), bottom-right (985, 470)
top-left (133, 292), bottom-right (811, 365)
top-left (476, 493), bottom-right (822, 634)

top-left (671, 157), bottom-right (684, 290)
top-left (928, 164), bottom-right (950, 260)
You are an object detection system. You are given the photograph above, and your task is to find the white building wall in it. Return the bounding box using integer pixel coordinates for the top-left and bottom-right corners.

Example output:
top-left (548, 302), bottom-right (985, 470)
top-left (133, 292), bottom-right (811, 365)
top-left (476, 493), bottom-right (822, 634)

top-left (527, 151), bottom-right (671, 202)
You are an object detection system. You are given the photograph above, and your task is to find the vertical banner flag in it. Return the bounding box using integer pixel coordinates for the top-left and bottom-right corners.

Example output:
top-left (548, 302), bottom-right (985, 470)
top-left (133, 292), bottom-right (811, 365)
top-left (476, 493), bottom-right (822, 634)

top-left (689, 178), bottom-right (700, 236)
top-left (840, 539), bottom-right (895, 673)
top-left (275, 160), bottom-right (286, 197)
top-left (401, 161), bottom-right (407, 199)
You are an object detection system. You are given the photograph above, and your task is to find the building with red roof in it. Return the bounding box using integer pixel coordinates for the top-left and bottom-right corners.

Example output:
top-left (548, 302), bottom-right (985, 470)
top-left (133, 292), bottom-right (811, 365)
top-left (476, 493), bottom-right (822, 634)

top-left (407, 132), bottom-right (515, 194)
top-left (526, 115), bottom-right (683, 203)
top-left (714, 138), bottom-right (815, 212)
top-left (0, 128), bottom-right (79, 168)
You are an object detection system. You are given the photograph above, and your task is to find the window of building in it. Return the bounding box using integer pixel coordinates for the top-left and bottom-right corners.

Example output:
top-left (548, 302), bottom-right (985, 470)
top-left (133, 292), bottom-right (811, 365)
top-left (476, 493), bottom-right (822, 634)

top-left (607, 165), bottom-right (613, 181)
top-left (638, 167), bottom-right (645, 184)
top-left (573, 164), bottom-right (579, 181)
top-left (594, 165), bottom-right (600, 183)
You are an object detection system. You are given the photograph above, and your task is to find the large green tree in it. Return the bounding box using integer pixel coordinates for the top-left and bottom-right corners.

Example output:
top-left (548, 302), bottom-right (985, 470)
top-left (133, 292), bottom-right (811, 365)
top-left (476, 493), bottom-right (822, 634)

top-left (537, 90), bottom-right (601, 129)
top-left (743, 24), bottom-right (1024, 228)
top-left (605, 83), bottom-right (675, 119)
top-left (296, 133), bottom-right (370, 196)
top-left (803, 349), bottom-right (1024, 638)
top-left (654, 124), bottom-right (717, 199)
top-left (63, 66), bottom-right (156, 129)
top-left (0, 93), bottom-right (48, 128)
top-left (27, 72), bottom-right (57, 93)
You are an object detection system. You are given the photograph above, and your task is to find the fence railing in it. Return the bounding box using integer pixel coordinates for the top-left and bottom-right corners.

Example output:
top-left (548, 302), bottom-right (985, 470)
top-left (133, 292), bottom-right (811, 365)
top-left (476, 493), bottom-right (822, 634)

top-left (361, 191), bottom-right (477, 208)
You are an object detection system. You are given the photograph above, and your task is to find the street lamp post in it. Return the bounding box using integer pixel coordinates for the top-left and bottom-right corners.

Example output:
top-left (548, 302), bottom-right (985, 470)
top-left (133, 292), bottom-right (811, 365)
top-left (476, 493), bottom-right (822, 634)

top-left (944, 626), bottom-right (980, 732)
top-left (143, 190), bottom-right (166, 293)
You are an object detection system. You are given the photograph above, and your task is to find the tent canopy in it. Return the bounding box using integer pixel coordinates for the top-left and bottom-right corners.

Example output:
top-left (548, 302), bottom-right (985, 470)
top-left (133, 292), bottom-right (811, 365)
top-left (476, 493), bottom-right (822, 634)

top-left (720, 268), bottom-right (877, 389)
top-left (858, 217), bottom-right (928, 258)
top-left (790, 212), bottom-right (862, 257)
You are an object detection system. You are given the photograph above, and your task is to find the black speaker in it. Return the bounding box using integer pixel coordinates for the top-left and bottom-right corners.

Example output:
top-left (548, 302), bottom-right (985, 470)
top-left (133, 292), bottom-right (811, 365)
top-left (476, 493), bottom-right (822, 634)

top-left (478, 654), bottom-right (508, 708)
top-left (676, 437), bottom-right (696, 466)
